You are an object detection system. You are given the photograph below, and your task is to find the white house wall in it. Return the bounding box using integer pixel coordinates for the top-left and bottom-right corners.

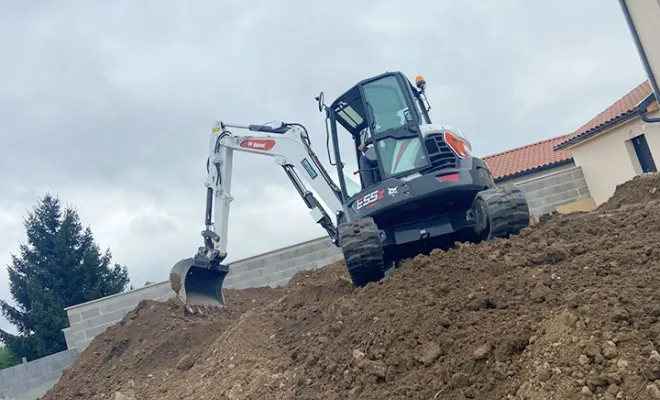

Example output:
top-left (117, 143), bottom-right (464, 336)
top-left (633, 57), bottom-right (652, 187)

top-left (569, 109), bottom-right (660, 205)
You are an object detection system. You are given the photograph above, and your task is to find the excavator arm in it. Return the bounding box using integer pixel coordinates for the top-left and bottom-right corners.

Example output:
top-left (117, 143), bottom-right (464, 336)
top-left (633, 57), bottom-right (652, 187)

top-left (169, 120), bottom-right (345, 306)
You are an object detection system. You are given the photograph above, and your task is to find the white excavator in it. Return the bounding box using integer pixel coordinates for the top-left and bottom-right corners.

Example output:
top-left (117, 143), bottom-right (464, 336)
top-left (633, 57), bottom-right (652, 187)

top-left (169, 71), bottom-right (531, 306)
top-left (169, 0), bottom-right (660, 307)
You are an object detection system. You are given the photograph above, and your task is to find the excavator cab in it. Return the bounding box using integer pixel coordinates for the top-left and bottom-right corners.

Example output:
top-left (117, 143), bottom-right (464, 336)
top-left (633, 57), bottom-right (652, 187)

top-left (326, 72), bottom-right (432, 190)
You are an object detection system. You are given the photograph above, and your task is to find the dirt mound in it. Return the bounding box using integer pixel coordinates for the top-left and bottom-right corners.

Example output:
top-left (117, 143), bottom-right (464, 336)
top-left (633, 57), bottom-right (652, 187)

top-left (600, 172), bottom-right (660, 211)
top-left (43, 178), bottom-right (660, 400)
top-left (43, 287), bottom-right (282, 400)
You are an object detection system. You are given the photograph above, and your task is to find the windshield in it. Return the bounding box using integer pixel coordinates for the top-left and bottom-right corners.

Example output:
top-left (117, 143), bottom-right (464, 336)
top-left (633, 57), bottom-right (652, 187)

top-left (362, 75), bottom-right (428, 177)
top-left (362, 75), bottom-right (412, 134)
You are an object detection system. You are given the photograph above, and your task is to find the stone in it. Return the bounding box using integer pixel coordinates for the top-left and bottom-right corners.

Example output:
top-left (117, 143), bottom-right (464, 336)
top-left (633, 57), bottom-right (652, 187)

top-left (537, 368), bottom-right (552, 382)
top-left (473, 344), bottom-right (491, 361)
top-left (176, 354), bottom-right (195, 371)
top-left (115, 391), bottom-right (136, 400)
top-left (602, 341), bottom-right (618, 359)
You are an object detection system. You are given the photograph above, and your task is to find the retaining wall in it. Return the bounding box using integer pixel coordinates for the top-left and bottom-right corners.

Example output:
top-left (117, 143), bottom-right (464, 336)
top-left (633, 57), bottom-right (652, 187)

top-left (0, 349), bottom-right (78, 400)
top-left (63, 236), bottom-right (343, 353)
top-left (501, 166), bottom-right (592, 216)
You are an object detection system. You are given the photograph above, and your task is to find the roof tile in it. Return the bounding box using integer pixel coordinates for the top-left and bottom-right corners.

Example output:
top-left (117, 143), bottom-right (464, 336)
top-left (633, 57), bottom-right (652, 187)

top-left (482, 80), bottom-right (653, 181)
top-left (555, 80), bottom-right (652, 149)
top-left (483, 135), bottom-right (573, 180)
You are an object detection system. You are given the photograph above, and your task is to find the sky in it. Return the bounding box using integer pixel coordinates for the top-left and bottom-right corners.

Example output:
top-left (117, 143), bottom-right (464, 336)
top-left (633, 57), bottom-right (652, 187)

top-left (0, 0), bottom-right (651, 335)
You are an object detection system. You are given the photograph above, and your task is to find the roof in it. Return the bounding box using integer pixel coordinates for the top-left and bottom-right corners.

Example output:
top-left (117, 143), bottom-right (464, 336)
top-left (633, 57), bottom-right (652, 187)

top-left (483, 134), bottom-right (574, 181)
top-left (554, 80), bottom-right (653, 150)
top-left (481, 80), bottom-right (654, 181)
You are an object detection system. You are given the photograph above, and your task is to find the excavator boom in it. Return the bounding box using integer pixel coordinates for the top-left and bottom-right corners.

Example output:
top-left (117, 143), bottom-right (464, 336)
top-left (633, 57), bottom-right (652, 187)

top-left (169, 120), bottom-right (344, 306)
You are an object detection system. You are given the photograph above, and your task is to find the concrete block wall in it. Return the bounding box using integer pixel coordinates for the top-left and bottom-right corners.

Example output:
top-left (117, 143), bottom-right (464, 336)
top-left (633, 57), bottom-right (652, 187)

top-left (222, 235), bottom-right (342, 289)
top-left (63, 236), bottom-right (343, 353)
top-left (0, 349), bottom-right (78, 400)
top-left (501, 166), bottom-right (592, 216)
top-left (62, 282), bottom-right (175, 353)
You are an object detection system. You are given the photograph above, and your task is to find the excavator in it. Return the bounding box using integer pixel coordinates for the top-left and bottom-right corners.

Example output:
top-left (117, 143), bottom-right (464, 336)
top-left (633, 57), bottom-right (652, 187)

top-left (169, 0), bottom-right (660, 306)
top-left (169, 71), bottom-right (531, 306)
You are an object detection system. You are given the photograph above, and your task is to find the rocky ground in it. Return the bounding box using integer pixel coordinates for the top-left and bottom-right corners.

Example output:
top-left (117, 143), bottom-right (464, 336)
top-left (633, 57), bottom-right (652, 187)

top-left (42, 173), bottom-right (660, 400)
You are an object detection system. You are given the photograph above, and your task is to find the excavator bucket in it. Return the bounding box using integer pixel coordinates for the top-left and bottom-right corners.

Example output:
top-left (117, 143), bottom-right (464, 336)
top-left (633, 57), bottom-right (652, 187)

top-left (169, 257), bottom-right (229, 306)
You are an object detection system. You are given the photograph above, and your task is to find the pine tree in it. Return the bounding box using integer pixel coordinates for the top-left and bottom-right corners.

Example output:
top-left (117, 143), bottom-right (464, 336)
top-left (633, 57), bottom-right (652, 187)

top-left (0, 193), bottom-right (130, 360)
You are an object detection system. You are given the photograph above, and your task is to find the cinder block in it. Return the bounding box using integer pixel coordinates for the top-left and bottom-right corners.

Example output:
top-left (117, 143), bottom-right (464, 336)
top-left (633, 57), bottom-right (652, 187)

top-left (573, 176), bottom-right (587, 187)
top-left (270, 265), bottom-right (303, 284)
top-left (518, 178), bottom-right (548, 193)
top-left (70, 330), bottom-right (85, 347)
top-left (224, 262), bottom-right (250, 278)
top-left (100, 307), bottom-right (131, 324)
top-left (150, 286), bottom-right (174, 299)
top-left (274, 258), bottom-right (296, 272)
top-left (318, 247), bottom-right (341, 260)
top-left (244, 258), bottom-right (267, 272)
top-left (33, 356), bottom-right (46, 368)
top-left (44, 370), bottom-right (64, 382)
top-left (546, 189), bottom-right (579, 206)
top-left (154, 292), bottom-right (176, 302)
top-left (99, 294), bottom-right (143, 315)
top-left (3, 384), bottom-right (25, 399)
top-left (63, 327), bottom-right (73, 341)
top-left (571, 169), bottom-right (585, 179)
top-left (84, 321), bottom-right (116, 340)
top-left (308, 240), bottom-right (332, 254)
top-left (224, 264), bottom-right (268, 285)
top-left (1, 365), bottom-right (15, 380)
top-left (529, 181), bottom-right (576, 201)
top-left (578, 186), bottom-right (591, 196)
top-left (269, 276), bottom-right (291, 288)
top-left (243, 276), bottom-right (273, 288)
top-left (77, 338), bottom-right (93, 351)
top-left (80, 308), bottom-right (100, 321)
top-left (317, 253), bottom-right (344, 269)
top-left (9, 364), bottom-right (27, 377)
top-left (527, 197), bottom-right (546, 209)
top-left (66, 311), bottom-right (82, 325)
top-left (67, 318), bottom-right (94, 336)
top-left (275, 250), bottom-right (294, 262)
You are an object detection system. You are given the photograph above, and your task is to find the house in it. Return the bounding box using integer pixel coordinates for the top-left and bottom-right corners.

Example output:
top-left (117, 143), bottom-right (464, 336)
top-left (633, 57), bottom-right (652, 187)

top-left (482, 79), bottom-right (659, 215)
top-left (482, 134), bottom-right (594, 217)
top-left (554, 80), bottom-right (658, 205)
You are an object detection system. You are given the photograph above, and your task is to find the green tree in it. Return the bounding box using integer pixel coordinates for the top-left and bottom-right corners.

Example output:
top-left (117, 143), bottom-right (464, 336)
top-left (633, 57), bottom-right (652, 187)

top-left (0, 345), bottom-right (19, 369)
top-left (0, 193), bottom-right (131, 361)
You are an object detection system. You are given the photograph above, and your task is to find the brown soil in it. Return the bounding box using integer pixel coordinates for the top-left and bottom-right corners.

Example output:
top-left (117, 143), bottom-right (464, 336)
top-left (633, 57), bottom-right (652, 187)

top-left (599, 172), bottom-right (660, 211)
top-left (43, 173), bottom-right (660, 400)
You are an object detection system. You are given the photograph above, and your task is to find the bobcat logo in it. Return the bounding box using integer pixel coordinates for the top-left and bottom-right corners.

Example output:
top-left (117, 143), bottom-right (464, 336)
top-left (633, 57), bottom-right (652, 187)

top-left (387, 186), bottom-right (398, 197)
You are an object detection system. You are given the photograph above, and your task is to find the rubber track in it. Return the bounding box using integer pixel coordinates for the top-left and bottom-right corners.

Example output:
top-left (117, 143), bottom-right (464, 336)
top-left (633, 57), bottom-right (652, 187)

top-left (338, 217), bottom-right (386, 287)
top-left (477, 186), bottom-right (531, 239)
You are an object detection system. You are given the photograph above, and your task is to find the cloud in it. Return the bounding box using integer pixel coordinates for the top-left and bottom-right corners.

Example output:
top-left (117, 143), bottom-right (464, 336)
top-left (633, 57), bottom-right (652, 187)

top-left (0, 0), bottom-right (650, 336)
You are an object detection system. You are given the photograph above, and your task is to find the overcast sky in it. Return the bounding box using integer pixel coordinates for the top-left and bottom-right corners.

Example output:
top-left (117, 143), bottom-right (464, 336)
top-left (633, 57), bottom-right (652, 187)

top-left (0, 0), bottom-right (650, 335)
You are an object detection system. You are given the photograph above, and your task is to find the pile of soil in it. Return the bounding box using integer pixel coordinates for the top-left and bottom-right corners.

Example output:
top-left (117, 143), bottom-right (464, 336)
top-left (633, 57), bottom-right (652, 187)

top-left (43, 174), bottom-right (660, 400)
top-left (599, 172), bottom-right (660, 211)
